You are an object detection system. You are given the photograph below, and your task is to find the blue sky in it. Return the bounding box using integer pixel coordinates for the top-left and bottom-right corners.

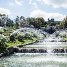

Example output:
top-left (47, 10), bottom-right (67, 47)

top-left (0, 0), bottom-right (67, 20)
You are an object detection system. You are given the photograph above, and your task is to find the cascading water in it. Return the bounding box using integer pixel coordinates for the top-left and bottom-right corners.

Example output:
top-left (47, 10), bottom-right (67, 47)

top-left (0, 53), bottom-right (67, 67)
top-left (0, 28), bottom-right (67, 67)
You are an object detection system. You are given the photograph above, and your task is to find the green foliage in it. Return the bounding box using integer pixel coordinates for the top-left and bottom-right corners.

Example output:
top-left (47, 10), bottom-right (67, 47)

top-left (49, 22), bottom-right (56, 26)
top-left (15, 16), bottom-right (20, 29)
top-left (33, 34), bottom-right (37, 38)
top-left (7, 37), bottom-right (37, 47)
top-left (60, 22), bottom-right (64, 29)
top-left (0, 35), bottom-right (7, 52)
top-left (26, 17), bottom-right (45, 28)
top-left (17, 33), bottom-right (33, 42)
top-left (2, 27), bottom-right (14, 36)
top-left (24, 33), bottom-right (31, 39)
top-left (60, 16), bottom-right (67, 29)
top-left (0, 14), bottom-right (66, 30)
top-left (0, 28), bottom-right (4, 34)
top-left (0, 14), bottom-right (8, 27)
top-left (64, 16), bottom-right (67, 28)
top-left (17, 35), bottom-right (24, 42)
top-left (6, 19), bottom-right (14, 27)
top-left (10, 35), bottom-right (15, 42)
top-left (20, 16), bottom-right (26, 27)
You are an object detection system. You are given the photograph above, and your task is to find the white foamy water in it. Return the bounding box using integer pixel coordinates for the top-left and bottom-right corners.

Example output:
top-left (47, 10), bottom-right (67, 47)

top-left (27, 55), bottom-right (67, 63)
top-left (1, 28), bottom-right (67, 67)
top-left (0, 53), bottom-right (67, 67)
top-left (13, 53), bottom-right (67, 63)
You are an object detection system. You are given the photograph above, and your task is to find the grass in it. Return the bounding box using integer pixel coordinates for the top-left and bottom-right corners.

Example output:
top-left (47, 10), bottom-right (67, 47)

top-left (2, 27), bottom-right (16, 36)
top-left (64, 38), bottom-right (67, 41)
top-left (0, 27), bottom-right (38, 48)
top-left (6, 37), bottom-right (37, 48)
top-left (6, 40), bottom-right (22, 47)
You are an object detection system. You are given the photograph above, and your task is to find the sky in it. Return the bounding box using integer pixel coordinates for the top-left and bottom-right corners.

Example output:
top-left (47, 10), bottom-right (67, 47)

top-left (0, 0), bottom-right (67, 21)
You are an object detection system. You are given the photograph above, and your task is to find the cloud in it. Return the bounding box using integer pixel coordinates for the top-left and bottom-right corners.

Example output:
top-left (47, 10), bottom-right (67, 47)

top-left (42, 0), bottom-right (67, 8)
top-left (9, 2), bottom-right (15, 6)
top-left (36, 0), bottom-right (42, 1)
top-left (0, 8), bottom-right (11, 15)
top-left (32, 2), bottom-right (38, 9)
top-left (30, 10), bottom-right (65, 21)
top-left (29, 0), bottom-right (32, 4)
top-left (15, 0), bottom-right (23, 6)
top-left (31, 0), bottom-right (67, 8)
top-left (29, 0), bottom-right (38, 9)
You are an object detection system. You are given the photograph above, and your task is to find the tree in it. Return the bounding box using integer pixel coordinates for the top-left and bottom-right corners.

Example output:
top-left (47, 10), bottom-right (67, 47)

top-left (35, 17), bottom-right (45, 28)
top-left (15, 16), bottom-right (20, 29)
top-left (20, 16), bottom-right (26, 27)
top-left (26, 17), bottom-right (45, 28)
top-left (0, 14), bottom-right (8, 27)
top-left (64, 16), bottom-right (67, 28)
top-left (60, 22), bottom-right (64, 29)
top-left (6, 18), bottom-right (14, 27)
top-left (26, 17), bottom-right (30, 24)
top-left (51, 18), bottom-right (54, 22)
top-left (26, 17), bottom-right (35, 27)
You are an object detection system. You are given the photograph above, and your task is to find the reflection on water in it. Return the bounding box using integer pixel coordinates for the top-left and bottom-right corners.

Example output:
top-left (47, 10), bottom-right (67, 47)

top-left (0, 53), bottom-right (67, 67)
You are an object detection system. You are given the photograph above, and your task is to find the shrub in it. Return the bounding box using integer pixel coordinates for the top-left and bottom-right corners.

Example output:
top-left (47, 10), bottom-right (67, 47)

top-left (10, 34), bottom-right (15, 42)
top-left (24, 33), bottom-right (33, 40)
top-left (17, 35), bottom-right (24, 42)
top-left (0, 35), bottom-right (7, 52)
